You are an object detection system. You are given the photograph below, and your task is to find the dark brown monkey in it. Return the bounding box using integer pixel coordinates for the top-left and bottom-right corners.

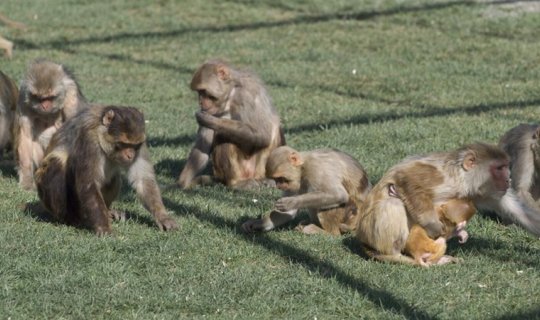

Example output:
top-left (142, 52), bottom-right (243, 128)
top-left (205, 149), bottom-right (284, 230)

top-left (35, 105), bottom-right (178, 235)
top-left (488, 123), bottom-right (540, 236)
top-left (242, 146), bottom-right (371, 235)
top-left (178, 60), bottom-right (284, 190)
top-left (405, 198), bottom-right (476, 267)
top-left (0, 71), bottom-right (18, 157)
top-left (357, 143), bottom-right (510, 266)
top-left (15, 59), bottom-right (90, 190)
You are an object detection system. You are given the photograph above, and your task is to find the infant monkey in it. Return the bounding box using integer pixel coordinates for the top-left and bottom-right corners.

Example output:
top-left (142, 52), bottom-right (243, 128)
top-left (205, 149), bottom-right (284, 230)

top-left (405, 198), bottom-right (476, 267)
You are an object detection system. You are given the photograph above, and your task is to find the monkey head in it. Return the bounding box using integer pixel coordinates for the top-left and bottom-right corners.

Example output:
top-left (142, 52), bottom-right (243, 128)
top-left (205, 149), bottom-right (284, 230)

top-left (458, 143), bottom-right (510, 198)
top-left (101, 106), bottom-right (146, 167)
top-left (22, 59), bottom-right (78, 116)
top-left (190, 60), bottom-right (234, 116)
top-left (266, 146), bottom-right (303, 192)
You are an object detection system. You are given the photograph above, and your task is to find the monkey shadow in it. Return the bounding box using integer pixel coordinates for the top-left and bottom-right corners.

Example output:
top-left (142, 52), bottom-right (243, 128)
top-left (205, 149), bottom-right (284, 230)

top-left (154, 158), bottom-right (188, 180)
top-left (450, 236), bottom-right (540, 268)
top-left (147, 134), bottom-right (195, 148)
top-left (341, 236), bottom-right (373, 261)
top-left (0, 158), bottom-right (17, 178)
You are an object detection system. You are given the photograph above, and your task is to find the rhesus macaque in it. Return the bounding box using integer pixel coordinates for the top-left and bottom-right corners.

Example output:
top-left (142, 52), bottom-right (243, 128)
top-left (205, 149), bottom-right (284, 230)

top-left (15, 59), bottom-right (90, 190)
top-left (0, 12), bottom-right (27, 58)
top-left (405, 198), bottom-right (476, 267)
top-left (487, 123), bottom-right (540, 236)
top-left (34, 105), bottom-right (178, 235)
top-left (356, 143), bottom-right (510, 266)
top-left (178, 60), bottom-right (285, 190)
top-left (0, 71), bottom-right (18, 157)
top-left (242, 146), bottom-right (371, 235)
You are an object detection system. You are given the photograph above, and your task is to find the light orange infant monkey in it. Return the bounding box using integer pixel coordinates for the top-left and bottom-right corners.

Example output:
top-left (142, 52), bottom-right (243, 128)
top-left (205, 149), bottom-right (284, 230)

top-left (405, 198), bottom-right (476, 267)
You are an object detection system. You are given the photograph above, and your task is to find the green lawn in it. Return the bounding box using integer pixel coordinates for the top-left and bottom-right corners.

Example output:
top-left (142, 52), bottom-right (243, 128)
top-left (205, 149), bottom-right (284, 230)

top-left (1, 0), bottom-right (539, 319)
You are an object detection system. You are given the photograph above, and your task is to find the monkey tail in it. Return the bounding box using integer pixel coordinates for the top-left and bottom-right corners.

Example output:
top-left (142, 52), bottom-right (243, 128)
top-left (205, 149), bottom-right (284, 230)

top-left (478, 189), bottom-right (540, 236)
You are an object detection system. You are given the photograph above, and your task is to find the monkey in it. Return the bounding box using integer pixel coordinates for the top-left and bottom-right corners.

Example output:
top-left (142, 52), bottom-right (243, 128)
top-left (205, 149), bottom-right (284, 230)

top-left (484, 123), bottom-right (540, 236)
top-left (0, 12), bottom-right (26, 59)
top-left (404, 198), bottom-right (476, 267)
top-left (0, 71), bottom-right (18, 158)
top-left (177, 60), bottom-right (285, 190)
top-left (15, 59), bottom-right (90, 190)
top-left (356, 142), bottom-right (511, 266)
top-left (242, 146), bottom-right (371, 235)
top-left (34, 105), bottom-right (178, 236)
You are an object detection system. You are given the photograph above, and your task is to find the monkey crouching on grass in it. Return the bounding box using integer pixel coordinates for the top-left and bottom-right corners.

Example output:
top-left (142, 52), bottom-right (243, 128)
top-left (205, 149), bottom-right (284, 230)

top-left (357, 143), bottom-right (511, 266)
top-left (242, 146), bottom-right (371, 235)
top-left (35, 105), bottom-right (178, 236)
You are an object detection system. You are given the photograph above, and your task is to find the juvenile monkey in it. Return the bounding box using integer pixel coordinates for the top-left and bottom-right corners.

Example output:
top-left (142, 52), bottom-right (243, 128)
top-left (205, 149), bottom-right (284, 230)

top-left (405, 198), bottom-right (476, 267)
top-left (242, 146), bottom-right (371, 235)
top-left (492, 123), bottom-right (540, 235)
top-left (0, 70), bottom-right (18, 157)
top-left (15, 59), bottom-right (90, 190)
top-left (178, 60), bottom-right (285, 190)
top-left (35, 105), bottom-right (178, 235)
top-left (357, 143), bottom-right (511, 266)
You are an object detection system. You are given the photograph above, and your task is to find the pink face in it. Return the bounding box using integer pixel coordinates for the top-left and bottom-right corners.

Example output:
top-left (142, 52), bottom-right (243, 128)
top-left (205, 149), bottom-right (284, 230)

top-left (490, 160), bottom-right (510, 192)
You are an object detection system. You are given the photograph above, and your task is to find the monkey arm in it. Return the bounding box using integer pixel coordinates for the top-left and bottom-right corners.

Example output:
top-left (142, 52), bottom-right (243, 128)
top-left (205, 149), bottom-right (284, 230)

top-left (195, 111), bottom-right (271, 150)
top-left (15, 116), bottom-right (36, 190)
top-left (128, 146), bottom-right (178, 231)
top-left (275, 190), bottom-right (349, 212)
top-left (178, 126), bottom-right (213, 189)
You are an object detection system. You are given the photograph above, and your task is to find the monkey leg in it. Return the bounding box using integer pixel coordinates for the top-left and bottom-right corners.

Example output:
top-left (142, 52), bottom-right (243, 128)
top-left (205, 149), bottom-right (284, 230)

top-left (102, 175), bottom-right (125, 221)
top-left (295, 219), bottom-right (330, 235)
top-left (35, 157), bottom-right (69, 223)
top-left (313, 207), bottom-right (347, 236)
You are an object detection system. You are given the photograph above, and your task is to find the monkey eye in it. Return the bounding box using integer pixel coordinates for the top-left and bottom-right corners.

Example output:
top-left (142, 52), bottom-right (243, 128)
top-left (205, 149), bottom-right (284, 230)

top-left (198, 90), bottom-right (217, 101)
top-left (274, 177), bottom-right (289, 184)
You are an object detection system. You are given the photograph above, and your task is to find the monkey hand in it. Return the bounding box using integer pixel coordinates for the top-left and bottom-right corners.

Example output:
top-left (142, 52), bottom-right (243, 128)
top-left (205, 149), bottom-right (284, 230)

top-left (242, 219), bottom-right (266, 233)
top-left (156, 215), bottom-right (178, 231)
top-left (19, 175), bottom-right (36, 191)
top-left (456, 229), bottom-right (469, 244)
top-left (195, 111), bottom-right (217, 129)
top-left (275, 197), bottom-right (298, 212)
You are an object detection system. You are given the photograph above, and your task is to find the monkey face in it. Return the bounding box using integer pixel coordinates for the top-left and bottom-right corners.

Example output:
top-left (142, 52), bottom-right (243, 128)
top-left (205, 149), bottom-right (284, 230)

top-left (110, 142), bottom-right (142, 167)
top-left (489, 160), bottom-right (510, 193)
top-left (28, 92), bottom-right (63, 115)
top-left (197, 90), bottom-right (220, 114)
top-left (270, 166), bottom-right (301, 192)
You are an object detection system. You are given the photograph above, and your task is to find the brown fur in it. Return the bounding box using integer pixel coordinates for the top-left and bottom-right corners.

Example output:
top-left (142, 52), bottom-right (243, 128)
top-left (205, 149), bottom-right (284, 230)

top-left (14, 59), bottom-right (90, 190)
top-left (405, 199), bottom-right (476, 266)
top-left (242, 146), bottom-right (371, 235)
top-left (35, 105), bottom-right (177, 235)
top-left (0, 12), bottom-right (26, 59)
top-left (356, 143), bottom-right (510, 266)
top-left (178, 60), bottom-right (284, 190)
top-left (0, 71), bottom-right (18, 157)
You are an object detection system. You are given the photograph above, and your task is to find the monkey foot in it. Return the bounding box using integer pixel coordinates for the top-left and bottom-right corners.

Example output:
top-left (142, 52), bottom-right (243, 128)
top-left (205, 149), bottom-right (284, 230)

top-left (109, 210), bottom-right (126, 221)
top-left (436, 255), bottom-right (463, 265)
top-left (156, 216), bottom-right (178, 231)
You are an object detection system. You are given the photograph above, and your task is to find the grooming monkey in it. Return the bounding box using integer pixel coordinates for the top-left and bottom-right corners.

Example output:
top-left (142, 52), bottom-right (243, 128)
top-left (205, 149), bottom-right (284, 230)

top-left (242, 146), bottom-right (371, 235)
top-left (404, 198), bottom-right (476, 267)
top-left (15, 59), bottom-right (90, 190)
top-left (178, 60), bottom-right (285, 190)
top-left (35, 105), bottom-right (178, 235)
top-left (489, 123), bottom-right (540, 235)
top-left (357, 143), bottom-right (510, 266)
top-left (0, 71), bottom-right (18, 157)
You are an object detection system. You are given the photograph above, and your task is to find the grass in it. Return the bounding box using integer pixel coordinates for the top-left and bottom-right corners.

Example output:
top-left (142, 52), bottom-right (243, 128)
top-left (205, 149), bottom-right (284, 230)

top-left (1, 0), bottom-right (540, 319)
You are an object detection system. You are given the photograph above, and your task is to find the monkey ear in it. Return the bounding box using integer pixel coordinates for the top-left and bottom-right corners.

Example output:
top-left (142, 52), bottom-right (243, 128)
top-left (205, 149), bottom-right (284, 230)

top-left (288, 152), bottom-right (304, 167)
top-left (462, 152), bottom-right (476, 171)
top-left (102, 110), bottom-right (115, 127)
top-left (216, 65), bottom-right (230, 81)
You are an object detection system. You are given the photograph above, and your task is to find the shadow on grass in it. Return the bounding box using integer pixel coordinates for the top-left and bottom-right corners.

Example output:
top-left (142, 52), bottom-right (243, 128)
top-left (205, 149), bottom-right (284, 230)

top-left (494, 307), bottom-right (540, 320)
top-left (162, 197), bottom-right (436, 320)
top-left (0, 159), bottom-right (17, 179)
top-left (15, 0), bottom-right (527, 50)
